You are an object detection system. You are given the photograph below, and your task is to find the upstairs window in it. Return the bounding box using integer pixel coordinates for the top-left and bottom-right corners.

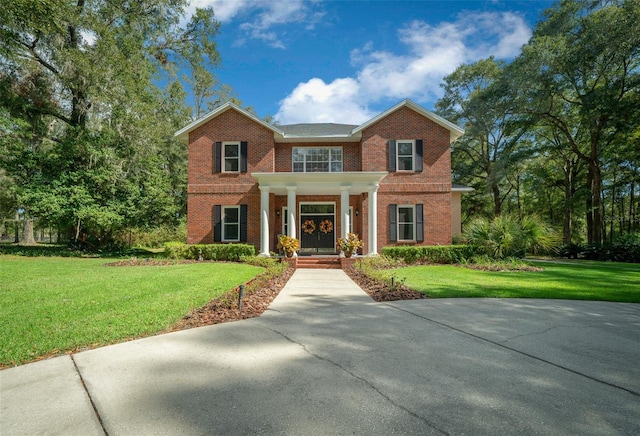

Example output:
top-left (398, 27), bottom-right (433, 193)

top-left (223, 142), bottom-right (240, 172)
top-left (396, 140), bottom-right (414, 171)
top-left (214, 141), bottom-right (247, 173)
top-left (292, 147), bottom-right (343, 172)
top-left (388, 139), bottom-right (423, 172)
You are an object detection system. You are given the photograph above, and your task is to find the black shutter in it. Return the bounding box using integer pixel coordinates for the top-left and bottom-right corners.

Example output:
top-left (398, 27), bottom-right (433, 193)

top-left (389, 204), bottom-right (397, 242)
top-left (213, 205), bottom-right (222, 242)
top-left (415, 139), bottom-right (423, 172)
top-left (214, 142), bottom-right (222, 173)
top-left (416, 204), bottom-right (424, 242)
top-left (388, 140), bottom-right (396, 172)
top-left (240, 205), bottom-right (248, 241)
top-left (240, 141), bottom-right (248, 173)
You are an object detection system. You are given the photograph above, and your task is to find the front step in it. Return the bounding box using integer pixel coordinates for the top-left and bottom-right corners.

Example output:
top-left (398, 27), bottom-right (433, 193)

top-left (296, 257), bottom-right (341, 269)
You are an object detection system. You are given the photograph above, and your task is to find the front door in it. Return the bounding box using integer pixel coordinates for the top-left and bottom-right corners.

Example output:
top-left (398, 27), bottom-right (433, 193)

top-left (299, 203), bottom-right (335, 254)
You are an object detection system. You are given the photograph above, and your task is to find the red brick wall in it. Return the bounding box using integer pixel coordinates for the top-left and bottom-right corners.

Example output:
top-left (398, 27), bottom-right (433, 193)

top-left (186, 104), bottom-right (454, 251)
top-left (187, 108), bottom-right (274, 247)
top-left (361, 106), bottom-right (453, 248)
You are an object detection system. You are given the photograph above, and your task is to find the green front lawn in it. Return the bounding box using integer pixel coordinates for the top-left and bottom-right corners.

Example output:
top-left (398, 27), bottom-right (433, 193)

top-left (0, 256), bottom-right (263, 367)
top-left (391, 260), bottom-right (640, 302)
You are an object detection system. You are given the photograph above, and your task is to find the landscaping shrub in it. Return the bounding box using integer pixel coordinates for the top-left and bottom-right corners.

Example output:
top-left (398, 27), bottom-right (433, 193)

top-left (463, 215), bottom-right (560, 259)
top-left (382, 245), bottom-right (478, 264)
top-left (113, 222), bottom-right (187, 248)
top-left (563, 233), bottom-right (640, 263)
top-left (164, 242), bottom-right (255, 261)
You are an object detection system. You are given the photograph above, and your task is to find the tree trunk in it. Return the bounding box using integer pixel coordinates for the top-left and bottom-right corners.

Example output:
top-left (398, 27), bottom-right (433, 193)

top-left (562, 157), bottom-right (574, 245)
top-left (591, 163), bottom-right (603, 244)
top-left (492, 184), bottom-right (502, 217)
top-left (14, 210), bottom-right (20, 243)
top-left (586, 167), bottom-right (594, 244)
top-left (20, 219), bottom-right (37, 245)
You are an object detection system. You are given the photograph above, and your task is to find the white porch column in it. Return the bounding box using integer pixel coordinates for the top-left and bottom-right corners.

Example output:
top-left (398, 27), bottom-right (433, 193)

top-left (367, 183), bottom-right (379, 256)
top-left (286, 186), bottom-right (297, 239)
top-left (340, 186), bottom-right (351, 238)
top-left (259, 185), bottom-right (270, 256)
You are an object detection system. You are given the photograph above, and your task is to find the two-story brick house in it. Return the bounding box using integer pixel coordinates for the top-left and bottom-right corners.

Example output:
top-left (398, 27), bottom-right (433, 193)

top-left (175, 99), bottom-right (466, 256)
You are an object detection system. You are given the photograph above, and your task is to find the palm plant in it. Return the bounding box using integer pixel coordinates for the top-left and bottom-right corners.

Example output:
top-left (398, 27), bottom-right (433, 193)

top-left (463, 214), bottom-right (559, 259)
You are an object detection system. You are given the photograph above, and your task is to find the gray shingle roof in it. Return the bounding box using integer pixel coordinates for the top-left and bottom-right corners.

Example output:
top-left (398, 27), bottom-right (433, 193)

top-left (279, 123), bottom-right (358, 137)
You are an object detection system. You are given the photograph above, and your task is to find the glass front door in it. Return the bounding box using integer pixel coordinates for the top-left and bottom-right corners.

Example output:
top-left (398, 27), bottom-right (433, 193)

top-left (299, 203), bottom-right (335, 254)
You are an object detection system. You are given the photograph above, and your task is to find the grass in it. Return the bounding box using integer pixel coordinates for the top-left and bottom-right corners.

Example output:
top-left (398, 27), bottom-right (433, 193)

top-left (0, 256), bottom-right (263, 367)
top-left (384, 260), bottom-right (640, 302)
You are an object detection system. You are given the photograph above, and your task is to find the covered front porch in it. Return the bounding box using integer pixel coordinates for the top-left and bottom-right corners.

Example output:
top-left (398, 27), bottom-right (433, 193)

top-left (252, 172), bottom-right (387, 256)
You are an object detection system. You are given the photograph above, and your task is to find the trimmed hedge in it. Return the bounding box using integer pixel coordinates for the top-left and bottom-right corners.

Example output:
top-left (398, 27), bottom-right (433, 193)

top-left (381, 245), bottom-right (479, 264)
top-left (164, 242), bottom-right (255, 261)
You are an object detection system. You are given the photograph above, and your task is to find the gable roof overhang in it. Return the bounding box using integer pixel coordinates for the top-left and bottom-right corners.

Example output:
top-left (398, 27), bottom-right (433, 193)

top-left (174, 99), bottom-right (464, 144)
top-left (252, 171), bottom-right (388, 196)
top-left (174, 102), bottom-right (284, 143)
top-left (352, 99), bottom-right (464, 143)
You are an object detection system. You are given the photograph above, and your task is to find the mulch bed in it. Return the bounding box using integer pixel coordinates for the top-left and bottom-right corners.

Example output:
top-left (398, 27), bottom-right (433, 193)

top-left (170, 264), bottom-right (296, 331)
top-left (343, 266), bottom-right (427, 301)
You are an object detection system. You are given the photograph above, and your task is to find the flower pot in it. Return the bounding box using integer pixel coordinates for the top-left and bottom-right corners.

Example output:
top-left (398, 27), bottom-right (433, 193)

top-left (344, 250), bottom-right (353, 258)
top-left (285, 251), bottom-right (294, 258)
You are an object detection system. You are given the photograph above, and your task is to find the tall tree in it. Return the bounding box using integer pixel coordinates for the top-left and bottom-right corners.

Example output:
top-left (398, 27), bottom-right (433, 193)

top-left (437, 57), bottom-right (533, 217)
top-left (0, 0), bottom-right (222, 246)
top-left (509, 0), bottom-right (640, 243)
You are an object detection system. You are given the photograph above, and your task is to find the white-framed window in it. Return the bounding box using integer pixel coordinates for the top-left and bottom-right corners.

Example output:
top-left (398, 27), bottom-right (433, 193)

top-left (222, 206), bottom-right (240, 241)
top-left (396, 140), bottom-right (414, 171)
top-left (223, 142), bottom-right (240, 172)
top-left (292, 147), bottom-right (343, 172)
top-left (397, 205), bottom-right (415, 241)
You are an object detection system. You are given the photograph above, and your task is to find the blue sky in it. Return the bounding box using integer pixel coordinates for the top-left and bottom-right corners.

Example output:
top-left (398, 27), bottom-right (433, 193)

top-left (185, 0), bottom-right (555, 124)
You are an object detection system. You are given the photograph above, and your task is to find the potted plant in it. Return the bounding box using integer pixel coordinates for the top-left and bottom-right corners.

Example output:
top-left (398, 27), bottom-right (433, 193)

top-left (277, 235), bottom-right (300, 257)
top-left (337, 233), bottom-right (364, 258)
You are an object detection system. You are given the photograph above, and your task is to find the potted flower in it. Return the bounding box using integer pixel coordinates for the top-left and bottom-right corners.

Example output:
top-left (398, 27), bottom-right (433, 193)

top-left (337, 233), bottom-right (364, 258)
top-left (277, 235), bottom-right (300, 257)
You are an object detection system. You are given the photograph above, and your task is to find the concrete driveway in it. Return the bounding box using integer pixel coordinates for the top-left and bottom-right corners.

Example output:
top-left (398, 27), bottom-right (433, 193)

top-left (2, 269), bottom-right (639, 435)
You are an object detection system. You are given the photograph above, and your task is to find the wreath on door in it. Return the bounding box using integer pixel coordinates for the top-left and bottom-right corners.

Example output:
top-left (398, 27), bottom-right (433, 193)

top-left (301, 219), bottom-right (316, 234)
top-left (319, 219), bottom-right (333, 234)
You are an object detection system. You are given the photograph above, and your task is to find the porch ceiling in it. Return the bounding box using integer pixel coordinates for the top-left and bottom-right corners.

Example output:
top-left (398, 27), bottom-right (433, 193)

top-left (252, 171), bottom-right (388, 195)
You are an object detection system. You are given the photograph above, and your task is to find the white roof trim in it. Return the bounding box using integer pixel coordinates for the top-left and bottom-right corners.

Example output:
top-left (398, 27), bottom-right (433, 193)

top-left (252, 171), bottom-right (388, 195)
top-left (174, 99), bottom-right (464, 144)
top-left (174, 101), bottom-right (283, 143)
top-left (352, 99), bottom-right (464, 143)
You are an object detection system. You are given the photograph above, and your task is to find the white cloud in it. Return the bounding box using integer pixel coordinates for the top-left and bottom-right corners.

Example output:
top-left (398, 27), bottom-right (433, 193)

top-left (189, 0), bottom-right (324, 48)
top-left (276, 78), bottom-right (374, 125)
top-left (275, 12), bottom-right (531, 124)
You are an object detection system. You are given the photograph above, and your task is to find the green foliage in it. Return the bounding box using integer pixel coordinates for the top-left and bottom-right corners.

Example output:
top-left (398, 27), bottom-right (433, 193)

top-left (463, 215), bottom-right (561, 259)
top-left (562, 232), bottom-right (640, 263)
top-left (240, 255), bottom-right (280, 269)
top-left (0, 0), bottom-right (227, 246)
top-left (164, 242), bottom-right (255, 261)
top-left (381, 245), bottom-right (479, 264)
top-left (115, 222), bottom-right (187, 248)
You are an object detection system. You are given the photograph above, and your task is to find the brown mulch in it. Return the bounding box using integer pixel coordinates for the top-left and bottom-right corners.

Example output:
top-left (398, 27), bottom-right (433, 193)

top-left (169, 264), bottom-right (296, 331)
top-left (343, 266), bottom-right (427, 301)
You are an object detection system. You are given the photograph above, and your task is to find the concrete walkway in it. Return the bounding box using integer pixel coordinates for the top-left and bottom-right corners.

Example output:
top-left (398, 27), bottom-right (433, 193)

top-left (2, 269), bottom-right (639, 435)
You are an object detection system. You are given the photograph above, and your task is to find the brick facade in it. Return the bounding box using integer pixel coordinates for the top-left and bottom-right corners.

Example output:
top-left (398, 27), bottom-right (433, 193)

top-left (179, 101), bottom-right (462, 253)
